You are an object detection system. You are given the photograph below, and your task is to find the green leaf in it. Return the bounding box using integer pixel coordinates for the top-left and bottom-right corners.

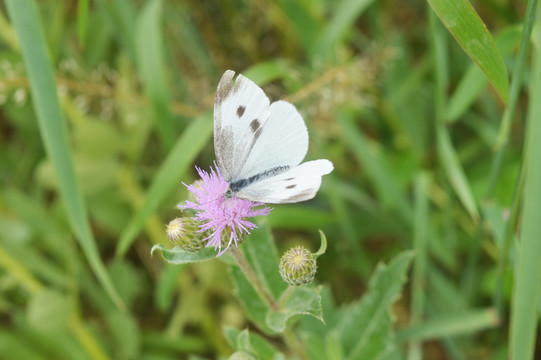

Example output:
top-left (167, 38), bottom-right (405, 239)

top-left (223, 328), bottom-right (284, 360)
top-left (314, 230), bottom-right (327, 257)
top-left (335, 251), bottom-right (414, 359)
top-left (5, 0), bottom-right (123, 310)
top-left (266, 286), bottom-right (324, 333)
top-left (313, 0), bottom-right (376, 58)
top-left (339, 112), bottom-right (412, 223)
top-left (77, 0), bottom-right (89, 45)
top-left (151, 244), bottom-right (218, 264)
top-left (230, 265), bottom-right (273, 334)
top-left (397, 308), bottom-right (499, 342)
top-left (445, 26), bottom-right (521, 122)
top-left (116, 112), bottom-right (212, 258)
top-left (27, 290), bottom-right (69, 333)
top-left (509, 20), bottom-right (541, 360)
top-left (427, 0), bottom-right (509, 102)
top-left (243, 60), bottom-right (292, 85)
top-left (266, 206), bottom-right (336, 230)
top-left (136, 0), bottom-right (175, 148)
top-left (242, 220), bottom-right (287, 301)
top-left (436, 126), bottom-right (479, 221)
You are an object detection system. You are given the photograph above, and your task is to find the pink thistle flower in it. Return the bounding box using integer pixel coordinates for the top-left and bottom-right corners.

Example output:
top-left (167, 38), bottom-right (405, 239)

top-left (181, 164), bottom-right (271, 255)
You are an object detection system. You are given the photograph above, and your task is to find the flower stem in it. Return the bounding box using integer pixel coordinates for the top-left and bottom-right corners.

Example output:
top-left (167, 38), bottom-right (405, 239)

top-left (230, 246), bottom-right (277, 310)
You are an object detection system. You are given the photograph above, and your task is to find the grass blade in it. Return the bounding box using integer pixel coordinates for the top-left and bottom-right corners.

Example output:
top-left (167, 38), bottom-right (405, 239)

top-left (313, 0), bottom-right (375, 58)
top-left (508, 20), bottom-right (541, 360)
top-left (77, 0), bottom-right (89, 46)
top-left (116, 112), bottom-right (213, 258)
top-left (398, 308), bottom-right (500, 342)
top-left (5, 0), bottom-right (123, 310)
top-left (136, 0), bottom-right (175, 149)
top-left (427, 0), bottom-right (509, 102)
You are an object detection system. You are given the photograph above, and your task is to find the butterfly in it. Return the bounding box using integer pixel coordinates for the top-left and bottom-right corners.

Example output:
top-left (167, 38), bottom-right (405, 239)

top-left (213, 70), bottom-right (334, 204)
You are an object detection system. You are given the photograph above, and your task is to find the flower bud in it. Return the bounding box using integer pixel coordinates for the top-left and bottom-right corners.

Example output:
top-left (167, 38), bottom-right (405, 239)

top-left (279, 246), bottom-right (317, 286)
top-left (166, 217), bottom-right (205, 252)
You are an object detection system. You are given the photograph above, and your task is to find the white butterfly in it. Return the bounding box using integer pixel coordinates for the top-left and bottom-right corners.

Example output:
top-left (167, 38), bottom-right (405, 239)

top-left (213, 70), bottom-right (333, 204)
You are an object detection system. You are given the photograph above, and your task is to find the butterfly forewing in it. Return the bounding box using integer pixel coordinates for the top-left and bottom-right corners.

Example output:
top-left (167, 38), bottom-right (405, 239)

top-left (235, 100), bottom-right (308, 181)
top-left (214, 70), bottom-right (270, 181)
top-left (214, 71), bottom-right (309, 183)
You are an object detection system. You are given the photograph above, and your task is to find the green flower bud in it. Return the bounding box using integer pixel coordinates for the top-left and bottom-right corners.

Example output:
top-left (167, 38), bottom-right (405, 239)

top-left (279, 246), bottom-right (317, 286)
top-left (166, 217), bottom-right (205, 252)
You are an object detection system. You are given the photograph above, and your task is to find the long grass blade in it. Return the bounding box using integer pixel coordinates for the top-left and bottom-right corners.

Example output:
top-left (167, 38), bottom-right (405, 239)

top-left (116, 113), bottom-right (213, 258)
top-left (5, 0), bottom-right (124, 309)
top-left (508, 18), bottom-right (541, 360)
top-left (427, 0), bottom-right (509, 101)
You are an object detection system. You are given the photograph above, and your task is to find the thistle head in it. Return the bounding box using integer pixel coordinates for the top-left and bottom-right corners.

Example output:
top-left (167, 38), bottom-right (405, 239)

top-left (279, 246), bottom-right (317, 286)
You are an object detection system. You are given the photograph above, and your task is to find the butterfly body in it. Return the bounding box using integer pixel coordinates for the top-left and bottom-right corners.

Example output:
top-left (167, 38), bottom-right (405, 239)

top-left (214, 70), bottom-right (333, 204)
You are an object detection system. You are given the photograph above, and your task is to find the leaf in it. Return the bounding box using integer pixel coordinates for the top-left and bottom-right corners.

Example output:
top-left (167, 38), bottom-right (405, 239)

top-left (445, 26), bottom-right (522, 122)
top-left (334, 251), bottom-right (414, 360)
top-left (243, 60), bottom-right (292, 85)
top-left (436, 126), bottom-right (480, 221)
top-left (230, 265), bottom-right (273, 334)
top-left (266, 206), bottom-right (336, 230)
top-left (116, 112), bottom-right (213, 258)
top-left (427, 0), bottom-right (509, 102)
top-left (313, 0), bottom-right (376, 58)
top-left (397, 308), bottom-right (499, 342)
top-left (339, 112), bottom-right (412, 223)
top-left (27, 290), bottom-right (69, 333)
top-left (223, 328), bottom-right (284, 360)
top-left (314, 230), bottom-right (327, 257)
top-left (136, 0), bottom-right (175, 148)
top-left (242, 220), bottom-right (287, 301)
top-left (266, 286), bottom-right (324, 333)
top-left (77, 0), bottom-right (89, 45)
top-left (151, 244), bottom-right (218, 264)
top-left (509, 22), bottom-right (541, 360)
top-left (5, 0), bottom-right (123, 310)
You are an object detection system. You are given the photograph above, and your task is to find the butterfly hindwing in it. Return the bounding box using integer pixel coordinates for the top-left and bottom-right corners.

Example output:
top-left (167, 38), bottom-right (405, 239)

top-left (235, 159), bottom-right (334, 203)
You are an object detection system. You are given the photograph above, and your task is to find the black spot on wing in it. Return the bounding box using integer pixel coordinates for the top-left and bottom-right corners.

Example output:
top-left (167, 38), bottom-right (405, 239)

top-left (250, 119), bottom-right (260, 133)
top-left (286, 184), bottom-right (296, 189)
top-left (237, 105), bottom-right (246, 117)
top-left (285, 178), bottom-right (295, 181)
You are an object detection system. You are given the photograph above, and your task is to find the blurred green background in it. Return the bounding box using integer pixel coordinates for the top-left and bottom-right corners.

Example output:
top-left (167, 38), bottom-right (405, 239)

top-left (0, 0), bottom-right (538, 359)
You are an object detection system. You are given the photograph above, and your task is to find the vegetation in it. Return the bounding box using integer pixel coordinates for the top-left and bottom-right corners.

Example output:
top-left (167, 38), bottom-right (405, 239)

top-left (1, 0), bottom-right (540, 359)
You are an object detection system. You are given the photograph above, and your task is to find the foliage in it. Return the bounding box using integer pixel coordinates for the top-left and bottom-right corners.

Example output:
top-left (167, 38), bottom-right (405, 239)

top-left (1, 0), bottom-right (540, 359)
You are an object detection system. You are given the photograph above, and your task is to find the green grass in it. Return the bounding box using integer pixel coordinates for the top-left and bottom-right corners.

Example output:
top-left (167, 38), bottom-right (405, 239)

top-left (1, 0), bottom-right (540, 358)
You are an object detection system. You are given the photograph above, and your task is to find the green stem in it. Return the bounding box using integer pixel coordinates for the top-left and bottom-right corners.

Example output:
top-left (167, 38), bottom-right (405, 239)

top-left (230, 247), bottom-right (277, 310)
top-left (283, 327), bottom-right (309, 360)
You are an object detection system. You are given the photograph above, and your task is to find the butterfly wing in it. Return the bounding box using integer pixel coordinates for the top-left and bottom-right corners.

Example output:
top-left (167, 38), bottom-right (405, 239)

top-left (235, 159), bottom-right (334, 203)
top-left (214, 70), bottom-right (308, 182)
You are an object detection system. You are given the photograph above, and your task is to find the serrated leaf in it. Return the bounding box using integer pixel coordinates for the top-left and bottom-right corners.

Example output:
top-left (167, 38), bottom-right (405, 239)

top-left (266, 286), bottom-right (324, 333)
top-left (334, 251), bottom-right (414, 360)
top-left (427, 0), bottom-right (509, 102)
top-left (242, 221), bottom-right (287, 301)
top-left (230, 265), bottom-right (273, 334)
top-left (151, 244), bottom-right (217, 264)
top-left (225, 328), bottom-right (285, 360)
